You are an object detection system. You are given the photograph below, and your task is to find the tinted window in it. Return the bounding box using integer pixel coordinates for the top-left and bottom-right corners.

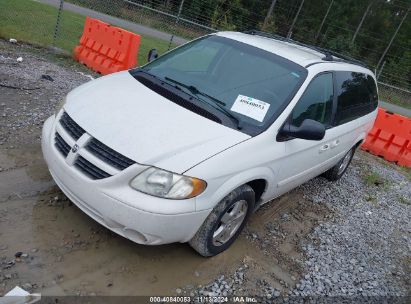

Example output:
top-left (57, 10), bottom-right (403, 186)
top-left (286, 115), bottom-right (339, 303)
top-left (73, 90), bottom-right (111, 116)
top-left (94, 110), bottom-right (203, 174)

top-left (291, 73), bottom-right (333, 127)
top-left (366, 75), bottom-right (378, 108)
top-left (335, 71), bottom-right (378, 125)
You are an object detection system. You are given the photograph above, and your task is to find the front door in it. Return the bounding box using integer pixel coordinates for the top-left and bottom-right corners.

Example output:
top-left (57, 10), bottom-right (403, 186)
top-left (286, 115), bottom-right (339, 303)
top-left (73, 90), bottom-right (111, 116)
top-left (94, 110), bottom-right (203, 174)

top-left (277, 72), bottom-right (339, 194)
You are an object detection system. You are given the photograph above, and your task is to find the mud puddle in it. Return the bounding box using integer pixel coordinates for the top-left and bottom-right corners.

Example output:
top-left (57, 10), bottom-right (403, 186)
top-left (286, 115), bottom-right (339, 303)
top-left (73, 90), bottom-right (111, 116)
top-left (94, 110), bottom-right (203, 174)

top-left (1, 193), bottom-right (254, 296)
top-left (0, 146), bottom-right (54, 202)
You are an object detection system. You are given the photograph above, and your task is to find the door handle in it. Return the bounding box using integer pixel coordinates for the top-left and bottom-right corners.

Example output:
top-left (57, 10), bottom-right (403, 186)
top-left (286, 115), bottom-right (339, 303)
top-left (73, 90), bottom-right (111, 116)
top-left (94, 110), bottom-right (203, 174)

top-left (319, 144), bottom-right (330, 152)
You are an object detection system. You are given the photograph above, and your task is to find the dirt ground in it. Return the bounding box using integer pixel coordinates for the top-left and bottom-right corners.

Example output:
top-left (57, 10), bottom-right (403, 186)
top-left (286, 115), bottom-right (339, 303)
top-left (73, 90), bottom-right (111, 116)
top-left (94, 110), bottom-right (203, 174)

top-left (0, 40), bottom-right (409, 299)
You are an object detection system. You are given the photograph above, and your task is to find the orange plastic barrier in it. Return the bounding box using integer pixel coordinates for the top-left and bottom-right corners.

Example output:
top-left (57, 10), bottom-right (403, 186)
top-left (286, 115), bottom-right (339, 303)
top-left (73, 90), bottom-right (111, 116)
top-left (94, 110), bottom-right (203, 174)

top-left (361, 108), bottom-right (411, 167)
top-left (74, 17), bottom-right (140, 75)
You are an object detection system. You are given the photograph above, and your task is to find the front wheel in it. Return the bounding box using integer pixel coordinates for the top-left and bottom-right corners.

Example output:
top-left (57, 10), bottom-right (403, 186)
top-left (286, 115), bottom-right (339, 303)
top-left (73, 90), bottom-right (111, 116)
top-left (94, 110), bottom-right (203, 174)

top-left (189, 184), bottom-right (255, 257)
top-left (322, 147), bottom-right (355, 181)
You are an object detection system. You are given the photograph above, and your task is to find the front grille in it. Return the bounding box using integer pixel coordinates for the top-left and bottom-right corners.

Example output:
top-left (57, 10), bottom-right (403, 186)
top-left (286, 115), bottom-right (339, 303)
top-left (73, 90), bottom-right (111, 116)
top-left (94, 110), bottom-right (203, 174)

top-left (54, 133), bottom-right (71, 157)
top-left (60, 112), bottom-right (85, 140)
top-left (85, 138), bottom-right (135, 171)
top-left (55, 111), bottom-right (134, 180)
top-left (74, 155), bottom-right (111, 180)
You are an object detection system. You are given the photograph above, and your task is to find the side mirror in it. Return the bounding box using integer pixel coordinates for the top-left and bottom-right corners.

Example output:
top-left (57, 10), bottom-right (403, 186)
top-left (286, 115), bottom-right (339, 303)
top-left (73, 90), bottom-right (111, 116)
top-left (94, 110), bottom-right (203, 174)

top-left (278, 119), bottom-right (325, 141)
top-left (147, 48), bottom-right (158, 62)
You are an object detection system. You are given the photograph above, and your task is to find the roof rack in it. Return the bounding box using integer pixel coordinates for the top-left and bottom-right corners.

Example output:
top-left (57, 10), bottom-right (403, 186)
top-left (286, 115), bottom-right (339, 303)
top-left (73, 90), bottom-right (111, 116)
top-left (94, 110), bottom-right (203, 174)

top-left (243, 30), bottom-right (368, 68)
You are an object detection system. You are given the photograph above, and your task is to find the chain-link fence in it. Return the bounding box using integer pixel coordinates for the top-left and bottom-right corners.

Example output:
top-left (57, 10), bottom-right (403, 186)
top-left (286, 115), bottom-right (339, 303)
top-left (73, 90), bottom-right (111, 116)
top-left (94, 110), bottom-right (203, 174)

top-left (0, 0), bottom-right (410, 108)
top-left (378, 82), bottom-right (411, 109)
top-left (66, 0), bottom-right (214, 39)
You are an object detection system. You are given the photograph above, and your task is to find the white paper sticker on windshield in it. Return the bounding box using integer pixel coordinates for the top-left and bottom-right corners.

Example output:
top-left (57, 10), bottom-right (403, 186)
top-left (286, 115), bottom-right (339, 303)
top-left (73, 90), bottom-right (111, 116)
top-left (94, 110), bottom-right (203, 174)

top-left (230, 95), bottom-right (270, 122)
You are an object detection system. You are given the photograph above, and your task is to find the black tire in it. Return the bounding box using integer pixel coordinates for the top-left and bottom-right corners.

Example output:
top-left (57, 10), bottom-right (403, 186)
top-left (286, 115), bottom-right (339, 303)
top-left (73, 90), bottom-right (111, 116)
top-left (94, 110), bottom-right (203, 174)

top-left (322, 147), bottom-right (355, 181)
top-left (189, 184), bottom-right (255, 257)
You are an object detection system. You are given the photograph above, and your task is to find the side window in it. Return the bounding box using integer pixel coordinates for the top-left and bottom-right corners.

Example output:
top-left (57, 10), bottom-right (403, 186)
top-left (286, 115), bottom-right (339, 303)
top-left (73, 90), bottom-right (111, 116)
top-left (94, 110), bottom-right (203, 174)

top-left (291, 73), bottom-right (333, 127)
top-left (366, 75), bottom-right (379, 109)
top-left (335, 71), bottom-right (377, 125)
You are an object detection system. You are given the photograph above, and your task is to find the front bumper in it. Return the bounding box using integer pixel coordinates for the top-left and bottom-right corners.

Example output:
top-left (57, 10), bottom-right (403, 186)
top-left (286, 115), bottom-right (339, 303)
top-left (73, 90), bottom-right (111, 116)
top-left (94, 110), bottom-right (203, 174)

top-left (41, 114), bottom-right (211, 245)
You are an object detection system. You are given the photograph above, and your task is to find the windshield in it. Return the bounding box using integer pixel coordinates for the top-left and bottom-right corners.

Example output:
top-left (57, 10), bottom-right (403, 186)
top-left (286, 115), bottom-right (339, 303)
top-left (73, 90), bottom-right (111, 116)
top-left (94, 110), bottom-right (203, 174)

top-left (141, 35), bottom-right (307, 133)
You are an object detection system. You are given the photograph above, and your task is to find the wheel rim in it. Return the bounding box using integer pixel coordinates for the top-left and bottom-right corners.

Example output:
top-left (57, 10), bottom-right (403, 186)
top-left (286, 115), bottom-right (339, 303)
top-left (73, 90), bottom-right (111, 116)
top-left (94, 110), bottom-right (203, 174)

top-left (338, 150), bottom-right (352, 175)
top-left (212, 200), bottom-right (248, 247)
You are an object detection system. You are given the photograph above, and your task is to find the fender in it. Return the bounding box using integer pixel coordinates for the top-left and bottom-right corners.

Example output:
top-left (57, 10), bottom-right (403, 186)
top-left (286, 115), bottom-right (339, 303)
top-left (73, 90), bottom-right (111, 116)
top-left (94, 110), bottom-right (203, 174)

top-left (194, 166), bottom-right (276, 212)
top-left (354, 132), bottom-right (366, 148)
top-left (353, 109), bottom-right (377, 148)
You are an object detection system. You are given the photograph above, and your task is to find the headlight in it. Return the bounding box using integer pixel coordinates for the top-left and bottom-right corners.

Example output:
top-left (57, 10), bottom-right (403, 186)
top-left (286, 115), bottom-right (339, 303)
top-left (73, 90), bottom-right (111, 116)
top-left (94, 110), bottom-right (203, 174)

top-left (55, 97), bottom-right (66, 114)
top-left (130, 167), bottom-right (207, 199)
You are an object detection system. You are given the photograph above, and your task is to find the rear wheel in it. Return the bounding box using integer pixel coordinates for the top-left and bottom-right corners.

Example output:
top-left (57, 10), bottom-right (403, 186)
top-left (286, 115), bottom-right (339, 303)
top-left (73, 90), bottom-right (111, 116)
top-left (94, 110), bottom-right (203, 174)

top-left (323, 147), bottom-right (355, 181)
top-left (189, 184), bottom-right (255, 257)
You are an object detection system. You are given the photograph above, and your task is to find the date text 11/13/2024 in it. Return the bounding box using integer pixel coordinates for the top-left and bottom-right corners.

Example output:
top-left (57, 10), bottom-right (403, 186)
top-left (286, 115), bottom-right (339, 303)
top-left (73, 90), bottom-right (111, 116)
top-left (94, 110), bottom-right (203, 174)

top-left (149, 296), bottom-right (258, 303)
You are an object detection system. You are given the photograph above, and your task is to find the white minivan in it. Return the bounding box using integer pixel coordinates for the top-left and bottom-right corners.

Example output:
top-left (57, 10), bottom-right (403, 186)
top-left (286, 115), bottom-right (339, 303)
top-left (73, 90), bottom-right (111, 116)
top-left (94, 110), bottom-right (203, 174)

top-left (42, 31), bottom-right (378, 256)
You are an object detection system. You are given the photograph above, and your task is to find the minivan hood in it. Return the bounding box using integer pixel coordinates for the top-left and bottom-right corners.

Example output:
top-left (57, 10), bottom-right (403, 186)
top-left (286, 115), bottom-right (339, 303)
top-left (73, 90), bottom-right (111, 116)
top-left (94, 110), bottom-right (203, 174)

top-left (64, 71), bottom-right (250, 173)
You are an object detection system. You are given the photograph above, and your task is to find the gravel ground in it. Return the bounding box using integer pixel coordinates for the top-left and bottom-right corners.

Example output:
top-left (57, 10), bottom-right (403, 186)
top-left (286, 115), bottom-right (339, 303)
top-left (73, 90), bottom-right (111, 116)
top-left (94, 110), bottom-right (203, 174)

top-left (0, 39), bottom-right (410, 301)
top-left (0, 39), bottom-right (93, 148)
top-left (294, 155), bottom-right (410, 298)
top-left (180, 154), bottom-right (411, 302)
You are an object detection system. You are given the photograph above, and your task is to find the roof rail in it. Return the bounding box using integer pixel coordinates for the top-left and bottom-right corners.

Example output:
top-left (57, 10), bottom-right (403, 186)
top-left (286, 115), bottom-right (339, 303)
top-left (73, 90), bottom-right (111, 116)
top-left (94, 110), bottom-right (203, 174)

top-left (243, 30), bottom-right (368, 68)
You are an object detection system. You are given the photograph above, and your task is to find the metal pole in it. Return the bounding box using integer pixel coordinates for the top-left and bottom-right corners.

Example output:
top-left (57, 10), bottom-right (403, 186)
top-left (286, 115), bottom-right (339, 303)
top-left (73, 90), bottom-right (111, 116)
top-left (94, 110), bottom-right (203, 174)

top-left (315, 0), bottom-right (333, 42)
top-left (351, 0), bottom-right (374, 45)
top-left (287, 0), bottom-right (305, 39)
top-left (53, 0), bottom-right (64, 45)
top-left (377, 60), bottom-right (386, 80)
top-left (262, 0), bottom-right (277, 30)
top-left (376, 6), bottom-right (410, 70)
top-left (168, 0), bottom-right (185, 50)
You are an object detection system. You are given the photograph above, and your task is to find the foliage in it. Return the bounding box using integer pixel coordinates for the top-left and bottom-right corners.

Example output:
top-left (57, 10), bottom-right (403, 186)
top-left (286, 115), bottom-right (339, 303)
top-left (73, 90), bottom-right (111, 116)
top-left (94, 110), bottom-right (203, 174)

top-left (363, 171), bottom-right (385, 187)
top-left (76, 0), bottom-right (408, 89)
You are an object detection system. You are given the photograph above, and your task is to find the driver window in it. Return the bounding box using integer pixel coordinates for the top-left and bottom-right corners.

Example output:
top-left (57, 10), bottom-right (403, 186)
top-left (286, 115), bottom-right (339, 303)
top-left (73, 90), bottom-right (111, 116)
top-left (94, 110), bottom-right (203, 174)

top-left (291, 73), bottom-right (333, 127)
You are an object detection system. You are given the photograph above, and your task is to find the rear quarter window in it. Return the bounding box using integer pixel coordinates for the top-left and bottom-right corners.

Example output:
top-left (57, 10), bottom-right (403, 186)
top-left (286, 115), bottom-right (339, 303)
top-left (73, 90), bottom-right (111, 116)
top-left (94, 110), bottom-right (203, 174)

top-left (335, 71), bottom-right (378, 125)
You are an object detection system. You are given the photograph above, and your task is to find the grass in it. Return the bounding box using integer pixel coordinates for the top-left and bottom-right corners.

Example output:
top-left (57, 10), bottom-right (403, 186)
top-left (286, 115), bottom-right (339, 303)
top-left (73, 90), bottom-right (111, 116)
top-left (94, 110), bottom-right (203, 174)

top-left (363, 171), bottom-right (385, 187)
top-left (398, 195), bottom-right (410, 205)
top-left (398, 166), bottom-right (411, 181)
top-left (379, 89), bottom-right (411, 111)
top-left (378, 79), bottom-right (411, 111)
top-left (0, 0), bottom-right (175, 66)
top-left (365, 194), bottom-right (376, 202)
top-left (358, 150), bottom-right (411, 182)
top-left (362, 170), bottom-right (393, 195)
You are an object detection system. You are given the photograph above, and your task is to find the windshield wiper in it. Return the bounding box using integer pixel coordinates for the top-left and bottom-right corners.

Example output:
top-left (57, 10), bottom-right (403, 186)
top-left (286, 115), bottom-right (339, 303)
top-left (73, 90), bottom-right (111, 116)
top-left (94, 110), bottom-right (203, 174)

top-left (164, 77), bottom-right (242, 129)
top-left (165, 77), bottom-right (226, 106)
